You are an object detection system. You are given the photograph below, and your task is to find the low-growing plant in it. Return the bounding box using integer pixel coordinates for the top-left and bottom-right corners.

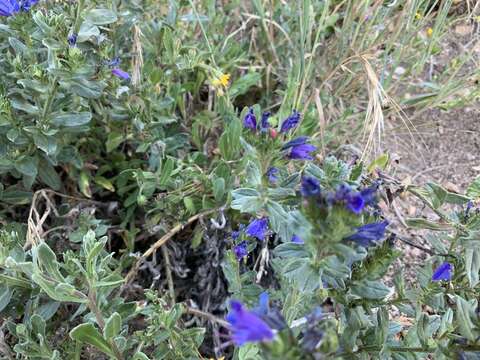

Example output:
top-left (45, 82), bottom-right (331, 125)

top-left (1, 1), bottom-right (479, 360)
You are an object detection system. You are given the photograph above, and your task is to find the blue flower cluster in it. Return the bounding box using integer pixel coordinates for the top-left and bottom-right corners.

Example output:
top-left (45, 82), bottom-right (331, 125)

top-left (0, 0), bottom-right (38, 17)
top-left (243, 108), bottom-right (272, 133)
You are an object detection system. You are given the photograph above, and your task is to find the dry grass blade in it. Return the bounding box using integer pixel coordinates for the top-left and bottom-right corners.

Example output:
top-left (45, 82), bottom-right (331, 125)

top-left (131, 25), bottom-right (144, 88)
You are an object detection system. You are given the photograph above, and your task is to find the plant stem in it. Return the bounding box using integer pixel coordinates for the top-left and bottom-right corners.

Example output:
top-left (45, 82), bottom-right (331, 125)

top-left (87, 290), bottom-right (124, 360)
top-left (42, 76), bottom-right (58, 122)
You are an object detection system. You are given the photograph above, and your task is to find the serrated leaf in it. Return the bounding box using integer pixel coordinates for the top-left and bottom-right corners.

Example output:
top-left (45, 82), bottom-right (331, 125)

top-left (70, 323), bottom-right (114, 357)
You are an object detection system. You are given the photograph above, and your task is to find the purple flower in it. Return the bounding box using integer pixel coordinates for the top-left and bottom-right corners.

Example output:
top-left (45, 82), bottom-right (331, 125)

top-left (359, 185), bottom-right (378, 206)
top-left (0, 0), bottom-right (20, 16)
top-left (281, 136), bottom-right (309, 150)
top-left (292, 235), bottom-right (304, 244)
top-left (280, 110), bottom-right (300, 133)
top-left (301, 176), bottom-right (320, 197)
top-left (345, 221), bottom-right (388, 247)
top-left (234, 241), bottom-right (248, 261)
top-left (67, 33), bottom-right (77, 47)
top-left (289, 143), bottom-right (316, 160)
top-left (432, 262), bottom-right (453, 281)
top-left (226, 300), bottom-right (274, 346)
top-left (243, 108), bottom-right (257, 131)
top-left (266, 167), bottom-right (278, 184)
top-left (260, 112), bottom-right (271, 131)
top-left (246, 218), bottom-right (269, 241)
top-left (345, 192), bottom-right (365, 214)
top-left (112, 68), bottom-right (130, 80)
top-left (106, 57), bottom-right (121, 67)
top-left (231, 230), bottom-right (240, 240)
top-left (20, 0), bottom-right (37, 11)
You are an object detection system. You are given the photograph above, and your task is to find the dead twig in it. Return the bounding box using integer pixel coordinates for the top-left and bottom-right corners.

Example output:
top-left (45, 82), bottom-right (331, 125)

top-left (184, 306), bottom-right (229, 328)
top-left (120, 207), bottom-right (222, 293)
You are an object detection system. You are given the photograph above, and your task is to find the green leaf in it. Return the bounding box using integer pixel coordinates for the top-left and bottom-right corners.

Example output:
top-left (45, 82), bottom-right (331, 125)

top-left (52, 112), bottom-right (92, 127)
top-left (219, 118), bottom-right (242, 160)
top-left (34, 243), bottom-right (64, 281)
top-left (133, 352), bottom-right (151, 360)
top-left (405, 218), bottom-right (450, 231)
top-left (38, 157), bottom-right (61, 190)
top-left (455, 295), bottom-right (478, 341)
top-left (85, 9), bottom-right (118, 25)
top-left (14, 156), bottom-right (38, 178)
top-left (229, 72), bottom-right (261, 99)
top-left (467, 176), bottom-right (480, 199)
top-left (213, 177), bottom-right (225, 202)
top-left (0, 286), bottom-right (12, 312)
top-left (77, 21), bottom-right (100, 42)
top-left (69, 323), bottom-right (114, 357)
top-left (106, 132), bottom-right (124, 153)
top-left (104, 312), bottom-right (121, 339)
top-left (231, 188), bottom-right (262, 213)
top-left (465, 248), bottom-right (480, 288)
top-left (351, 280), bottom-right (392, 300)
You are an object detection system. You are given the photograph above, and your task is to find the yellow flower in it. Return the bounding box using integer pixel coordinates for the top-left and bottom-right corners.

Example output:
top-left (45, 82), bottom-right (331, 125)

top-left (212, 73), bottom-right (230, 88)
top-left (415, 12), bottom-right (422, 20)
top-left (426, 27), bottom-right (433, 37)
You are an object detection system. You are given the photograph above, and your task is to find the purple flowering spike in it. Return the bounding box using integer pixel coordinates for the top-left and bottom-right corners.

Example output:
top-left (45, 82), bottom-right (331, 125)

top-left (301, 176), bottom-right (320, 197)
top-left (346, 192), bottom-right (365, 214)
top-left (233, 241), bottom-right (248, 261)
top-left (0, 0), bottom-right (20, 16)
top-left (243, 108), bottom-right (257, 131)
top-left (432, 262), bottom-right (453, 281)
top-left (292, 235), bottom-right (304, 244)
top-left (345, 220), bottom-right (388, 247)
top-left (260, 112), bottom-right (271, 131)
top-left (226, 300), bottom-right (274, 346)
top-left (282, 136), bottom-right (308, 150)
top-left (266, 167), bottom-right (278, 184)
top-left (335, 184), bottom-right (352, 202)
top-left (280, 110), bottom-right (301, 133)
top-left (112, 68), bottom-right (130, 80)
top-left (289, 143), bottom-right (316, 160)
top-left (246, 218), bottom-right (269, 241)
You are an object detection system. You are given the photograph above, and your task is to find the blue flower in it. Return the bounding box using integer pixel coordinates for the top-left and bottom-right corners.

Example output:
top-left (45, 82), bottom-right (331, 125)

top-left (301, 176), bottom-right (320, 197)
top-left (112, 68), bottom-right (130, 80)
top-left (292, 235), bottom-right (304, 244)
top-left (359, 185), bottom-right (378, 206)
top-left (20, 0), bottom-right (37, 11)
top-left (432, 262), bottom-right (453, 281)
top-left (246, 218), bottom-right (269, 241)
top-left (266, 167), bottom-right (279, 184)
top-left (234, 241), bottom-right (248, 261)
top-left (0, 0), bottom-right (20, 16)
top-left (231, 230), bottom-right (240, 240)
top-left (106, 57), bottom-right (121, 67)
top-left (345, 221), bottom-right (388, 247)
top-left (260, 112), bottom-right (271, 131)
top-left (67, 33), bottom-right (77, 47)
top-left (243, 108), bottom-right (257, 131)
top-left (289, 143), bottom-right (316, 160)
top-left (226, 300), bottom-right (274, 346)
top-left (282, 136), bottom-right (309, 150)
top-left (345, 192), bottom-right (365, 214)
top-left (280, 110), bottom-right (300, 133)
